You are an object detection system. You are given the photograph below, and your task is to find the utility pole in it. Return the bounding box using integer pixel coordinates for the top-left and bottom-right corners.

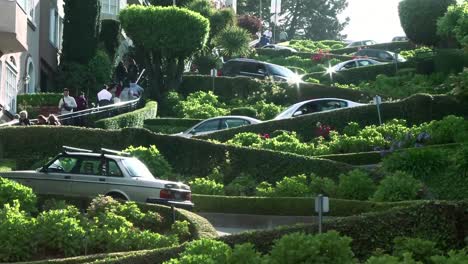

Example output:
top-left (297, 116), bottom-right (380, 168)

top-left (173, 0), bottom-right (176, 6)
top-left (260, 0), bottom-right (262, 32)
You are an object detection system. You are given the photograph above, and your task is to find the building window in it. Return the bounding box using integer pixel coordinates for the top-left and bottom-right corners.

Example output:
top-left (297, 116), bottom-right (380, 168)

top-left (26, 59), bottom-right (35, 94)
top-left (101, 0), bottom-right (120, 15)
top-left (49, 8), bottom-right (59, 47)
top-left (17, 0), bottom-right (35, 21)
top-left (3, 61), bottom-right (18, 113)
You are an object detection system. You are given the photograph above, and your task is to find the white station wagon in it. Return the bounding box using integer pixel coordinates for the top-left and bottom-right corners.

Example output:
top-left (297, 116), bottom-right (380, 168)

top-left (1, 146), bottom-right (194, 210)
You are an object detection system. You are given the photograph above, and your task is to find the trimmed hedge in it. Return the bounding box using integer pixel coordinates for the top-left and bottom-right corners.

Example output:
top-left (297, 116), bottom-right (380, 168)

top-left (256, 48), bottom-right (355, 61)
top-left (143, 118), bottom-right (201, 134)
top-left (220, 201), bottom-right (468, 260)
top-left (17, 93), bottom-right (63, 107)
top-left (201, 94), bottom-right (468, 142)
top-left (181, 75), bottom-right (373, 103)
top-left (316, 143), bottom-right (462, 165)
top-left (94, 101), bottom-right (158, 129)
top-left (0, 159), bottom-right (15, 172)
top-left (330, 41), bottom-right (417, 55)
top-left (0, 126), bottom-right (353, 184)
top-left (192, 194), bottom-right (419, 216)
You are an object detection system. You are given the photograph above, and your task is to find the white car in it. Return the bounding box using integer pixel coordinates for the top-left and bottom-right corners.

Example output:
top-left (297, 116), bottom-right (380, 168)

top-left (173, 116), bottom-right (262, 138)
top-left (274, 98), bottom-right (365, 120)
top-left (261, 44), bottom-right (298, 52)
top-left (1, 147), bottom-right (194, 209)
top-left (346, 40), bottom-right (377, 48)
top-left (332, 59), bottom-right (383, 72)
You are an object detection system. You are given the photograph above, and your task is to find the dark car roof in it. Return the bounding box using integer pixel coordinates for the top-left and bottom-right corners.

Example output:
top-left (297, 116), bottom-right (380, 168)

top-left (225, 58), bottom-right (265, 64)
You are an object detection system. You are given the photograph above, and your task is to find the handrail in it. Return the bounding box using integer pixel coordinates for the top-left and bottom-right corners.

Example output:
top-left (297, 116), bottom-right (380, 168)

top-left (0, 97), bottom-right (141, 127)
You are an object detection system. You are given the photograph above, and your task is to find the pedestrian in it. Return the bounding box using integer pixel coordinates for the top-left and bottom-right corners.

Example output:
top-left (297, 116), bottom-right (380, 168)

top-left (36, 115), bottom-right (48, 125)
top-left (258, 34), bottom-right (270, 47)
top-left (47, 114), bottom-right (61, 126)
top-left (18, 110), bottom-right (30, 126)
top-left (119, 81), bottom-right (131, 102)
top-left (129, 81), bottom-right (144, 99)
top-left (279, 30), bottom-right (288, 42)
top-left (58, 88), bottom-right (77, 115)
top-left (264, 28), bottom-right (273, 40)
top-left (75, 91), bottom-right (88, 126)
top-left (97, 85), bottom-right (113, 106)
top-left (127, 58), bottom-right (139, 83)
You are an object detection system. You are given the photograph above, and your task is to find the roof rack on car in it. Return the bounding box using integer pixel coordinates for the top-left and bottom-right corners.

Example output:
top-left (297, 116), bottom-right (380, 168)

top-left (62, 146), bottom-right (93, 153)
top-left (100, 148), bottom-right (131, 157)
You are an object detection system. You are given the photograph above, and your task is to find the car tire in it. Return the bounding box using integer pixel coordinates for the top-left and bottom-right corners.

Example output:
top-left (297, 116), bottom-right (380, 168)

top-left (107, 192), bottom-right (127, 201)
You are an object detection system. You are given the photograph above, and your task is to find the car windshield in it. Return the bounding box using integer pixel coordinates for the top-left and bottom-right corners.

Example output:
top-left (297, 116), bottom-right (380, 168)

top-left (121, 158), bottom-right (154, 179)
top-left (275, 102), bottom-right (301, 119)
top-left (268, 65), bottom-right (297, 78)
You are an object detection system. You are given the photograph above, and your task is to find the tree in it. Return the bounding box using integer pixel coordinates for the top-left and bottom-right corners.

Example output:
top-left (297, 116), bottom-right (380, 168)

top-left (119, 6), bottom-right (210, 99)
top-left (214, 26), bottom-right (252, 58)
top-left (99, 20), bottom-right (121, 60)
top-left (61, 0), bottom-right (101, 64)
top-left (399, 0), bottom-right (456, 46)
top-left (149, 0), bottom-right (194, 6)
top-left (238, 15), bottom-right (262, 35)
top-left (238, 0), bottom-right (348, 40)
top-left (437, 1), bottom-right (468, 50)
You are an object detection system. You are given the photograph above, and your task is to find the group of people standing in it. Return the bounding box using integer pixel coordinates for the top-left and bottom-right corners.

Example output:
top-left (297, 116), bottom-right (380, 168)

top-left (257, 27), bottom-right (289, 47)
top-left (16, 57), bottom-right (143, 127)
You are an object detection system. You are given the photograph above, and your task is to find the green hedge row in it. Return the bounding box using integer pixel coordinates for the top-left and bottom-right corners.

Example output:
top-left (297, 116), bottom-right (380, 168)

top-left (0, 127), bottom-right (353, 184)
top-left (143, 118), bottom-right (202, 134)
top-left (220, 201), bottom-right (468, 260)
top-left (94, 101), bottom-right (158, 129)
top-left (330, 41), bottom-right (417, 55)
top-left (180, 75), bottom-right (373, 103)
top-left (316, 143), bottom-right (462, 165)
top-left (17, 93), bottom-right (63, 107)
top-left (0, 159), bottom-right (15, 172)
top-left (256, 48), bottom-right (355, 61)
top-left (201, 94), bottom-right (468, 142)
top-left (192, 194), bottom-right (419, 216)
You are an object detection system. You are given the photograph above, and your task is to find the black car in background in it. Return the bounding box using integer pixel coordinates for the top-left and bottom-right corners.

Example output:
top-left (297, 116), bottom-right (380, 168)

top-left (219, 58), bottom-right (302, 83)
top-left (354, 48), bottom-right (406, 62)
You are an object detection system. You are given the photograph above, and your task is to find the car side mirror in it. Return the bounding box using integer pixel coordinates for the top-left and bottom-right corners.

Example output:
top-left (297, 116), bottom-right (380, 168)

top-left (293, 110), bottom-right (303, 117)
top-left (41, 166), bottom-right (48, 173)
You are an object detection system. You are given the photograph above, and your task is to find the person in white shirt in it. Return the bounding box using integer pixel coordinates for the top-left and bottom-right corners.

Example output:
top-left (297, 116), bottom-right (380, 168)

top-left (264, 28), bottom-right (273, 39)
top-left (97, 85), bottom-right (113, 106)
top-left (58, 88), bottom-right (77, 115)
top-left (129, 82), bottom-right (144, 99)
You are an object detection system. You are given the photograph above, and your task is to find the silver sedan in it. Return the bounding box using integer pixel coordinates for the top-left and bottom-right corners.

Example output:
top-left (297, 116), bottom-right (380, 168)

top-left (173, 116), bottom-right (262, 138)
top-left (274, 98), bottom-right (365, 120)
top-left (1, 147), bottom-right (194, 209)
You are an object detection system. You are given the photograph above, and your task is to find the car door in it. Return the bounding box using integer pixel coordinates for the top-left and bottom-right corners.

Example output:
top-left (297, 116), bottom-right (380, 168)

top-left (189, 119), bottom-right (221, 136)
top-left (68, 156), bottom-right (107, 198)
top-left (340, 61), bottom-right (358, 71)
top-left (24, 156), bottom-right (77, 196)
top-left (239, 62), bottom-right (267, 79)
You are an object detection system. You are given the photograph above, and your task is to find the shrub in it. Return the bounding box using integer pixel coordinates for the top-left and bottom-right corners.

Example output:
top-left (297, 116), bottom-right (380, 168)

top-left (214, 26), bottom-right (251, 58)
top-left (0, 201), bottom-right (37, 262)
top-left (337, 170), bottom-right (376, 201)
top-left (365, 254), bottom-right (419, 264)
top-left (94, 101), bottom-right (158, 129)
top-left (226, 132), bottom-right (263, 147)
top-left (431, 249), bottom-right (468, 263)
top-left (437, 1), bottom-right (468, 49)
top-left (124, 145), bottom-right (173, 179)
top-left (424, 115), bottom-right (468, 144)
top-left (273, 174), bottom-right (313, 197)
top-left (237, 15), bottom-right (262, 35)
top-left (189, 178), bottom-right (224, 195)
top-left (36, 207), bottom-right (86, 257)
top-left (0, 177), bottom-right (37, 213)
top-left (165, 238), bottom-right (232, 264)
top-left (229, 243), bottom-right (264, 264)
top-left (372, 171), bottom-right (422, 202)
top-left (230, 107), bottom-right (257, 118)
top-left (256, 181), bottom-right (275, 197)
top-left (171, 220), bottom-right (191, 243)
top-left (265, 231), bottom-right (354, 264)
top-left (178, 91), bottom-right (229, 119)
top-left (224, 173), bottom-right (257, 196)
top-left (393, 237), bottom-right (443, 263)
top-left (254, 100), bottom-right (284, 120)
top-left (398, 0), bottom-right (456, 46)
top-left (309, 175), bottom-right (337, 197)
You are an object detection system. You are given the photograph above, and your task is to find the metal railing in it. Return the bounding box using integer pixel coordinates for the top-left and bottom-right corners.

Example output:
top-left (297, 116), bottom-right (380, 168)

top-left (0, 97), bottom-right (141, 127)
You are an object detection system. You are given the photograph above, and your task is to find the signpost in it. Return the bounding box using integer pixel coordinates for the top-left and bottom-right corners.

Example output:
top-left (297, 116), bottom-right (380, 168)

top-left (315, 194), bottom-right (329, 234)
top-left (374, 95), bottom-right (382, 125)
top-left (210, 68), bottom-right (217, 92)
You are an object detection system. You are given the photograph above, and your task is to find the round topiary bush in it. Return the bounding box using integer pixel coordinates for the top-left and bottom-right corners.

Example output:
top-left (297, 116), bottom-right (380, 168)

top-left (398, 0), bottom-right (456, 46)
top-left (372, 171), bottom-right (422, 202)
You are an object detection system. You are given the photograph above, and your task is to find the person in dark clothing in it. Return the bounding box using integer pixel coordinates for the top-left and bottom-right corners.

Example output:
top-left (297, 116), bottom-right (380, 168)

top-left (76, 91), bottom-right (88, 111)
top-left (115, 61), bottom-right (127, 84)
top-left (258, 34), bottom-right (269, 47)
top-left (127, 58), bottom-right (139, 83)
top-left (18, 111), bottom-right (30, 126)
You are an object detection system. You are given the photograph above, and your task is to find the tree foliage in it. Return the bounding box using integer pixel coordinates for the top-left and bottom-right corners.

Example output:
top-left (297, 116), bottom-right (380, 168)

top-left (237, 15), bottom-right (262, 35)
top-left (61, 0), bottom-right (101, 64)
top-left (399, 0), bottom-right (456, 46)
top-left (99, 19), bottom-right (121, 60)
top-left (214, 26), bottom-right (252, 58)
top-left (237, 0), bottom-right (348, 40)
top-left (119, 5), bottom-right (210, 98)
top-left (437, 1), bottom-right (468, 49)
